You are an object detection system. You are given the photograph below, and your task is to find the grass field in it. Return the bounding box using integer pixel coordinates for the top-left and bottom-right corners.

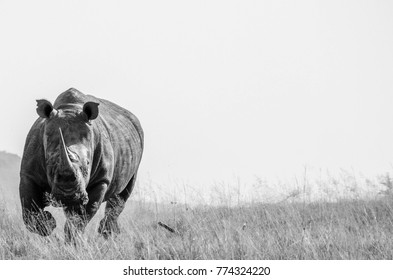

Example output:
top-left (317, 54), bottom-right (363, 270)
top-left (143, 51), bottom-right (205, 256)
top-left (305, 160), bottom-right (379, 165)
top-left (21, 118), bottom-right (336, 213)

top-left (2, 151), bottom-right (393, 259)
top-left (1, 190), bottom-right (393, 260)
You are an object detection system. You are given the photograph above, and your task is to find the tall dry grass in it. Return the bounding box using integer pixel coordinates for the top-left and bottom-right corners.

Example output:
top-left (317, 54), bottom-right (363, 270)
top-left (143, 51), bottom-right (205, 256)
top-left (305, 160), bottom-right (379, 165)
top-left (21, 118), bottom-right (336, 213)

top-left (1, 151), bottom-right (393, 259)
top-left (1, 189), bottom-right (393, 259)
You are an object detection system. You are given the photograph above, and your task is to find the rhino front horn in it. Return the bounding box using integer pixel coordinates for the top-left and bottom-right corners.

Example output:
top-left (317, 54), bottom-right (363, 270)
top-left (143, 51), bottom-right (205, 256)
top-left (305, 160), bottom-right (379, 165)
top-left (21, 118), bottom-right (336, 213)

top-left (58, 128), bottom-right (74, 172)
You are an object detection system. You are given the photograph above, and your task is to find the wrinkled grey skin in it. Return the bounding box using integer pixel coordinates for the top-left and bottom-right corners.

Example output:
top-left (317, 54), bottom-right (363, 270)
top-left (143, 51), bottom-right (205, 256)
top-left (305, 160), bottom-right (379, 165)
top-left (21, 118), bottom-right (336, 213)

top-left (19, 88), bottom-right (143, 242)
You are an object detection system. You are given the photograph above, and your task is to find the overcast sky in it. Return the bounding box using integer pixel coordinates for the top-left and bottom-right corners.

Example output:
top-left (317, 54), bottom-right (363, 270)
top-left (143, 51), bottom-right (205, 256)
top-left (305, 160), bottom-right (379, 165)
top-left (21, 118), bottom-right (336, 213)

top-left (1, 0), bottom-right (393, 187)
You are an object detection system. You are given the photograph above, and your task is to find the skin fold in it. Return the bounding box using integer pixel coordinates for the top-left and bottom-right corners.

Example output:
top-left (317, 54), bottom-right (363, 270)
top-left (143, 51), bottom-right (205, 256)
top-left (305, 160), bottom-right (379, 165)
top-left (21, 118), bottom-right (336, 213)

top-left (19, 88), bottom-right (144, 242)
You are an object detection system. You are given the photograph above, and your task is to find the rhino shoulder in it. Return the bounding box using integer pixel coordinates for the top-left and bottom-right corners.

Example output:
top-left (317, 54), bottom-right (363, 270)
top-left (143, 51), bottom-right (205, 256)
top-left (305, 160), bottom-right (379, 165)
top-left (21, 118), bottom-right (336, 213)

top-left (20, 118), bottom-right (47, 184)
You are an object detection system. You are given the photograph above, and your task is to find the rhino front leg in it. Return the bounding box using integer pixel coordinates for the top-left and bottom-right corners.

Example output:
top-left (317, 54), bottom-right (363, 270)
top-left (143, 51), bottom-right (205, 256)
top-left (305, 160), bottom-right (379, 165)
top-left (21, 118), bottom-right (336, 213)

top-left (64, 206), bottom-right (88, 244)
top-left (64, 182), bottom-right (107, 243)
top-left (19, 177), bottom-right (56, 236)
top-left (98, 196), bottom-right (124, 239)
top-left (98, 175), bottom-right (137, 239)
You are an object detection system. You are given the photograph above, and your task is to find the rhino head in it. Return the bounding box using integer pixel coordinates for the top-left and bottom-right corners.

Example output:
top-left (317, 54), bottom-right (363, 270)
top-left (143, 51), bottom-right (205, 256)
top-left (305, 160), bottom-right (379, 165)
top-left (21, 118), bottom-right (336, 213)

top-left (36, 99), bottom-right (99, 206)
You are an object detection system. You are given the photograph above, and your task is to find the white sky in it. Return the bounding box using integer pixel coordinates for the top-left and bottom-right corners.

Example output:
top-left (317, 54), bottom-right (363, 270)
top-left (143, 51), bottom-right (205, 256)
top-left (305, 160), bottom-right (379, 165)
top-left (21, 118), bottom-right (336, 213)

top-left (1, 0), bottom-right (393, 187)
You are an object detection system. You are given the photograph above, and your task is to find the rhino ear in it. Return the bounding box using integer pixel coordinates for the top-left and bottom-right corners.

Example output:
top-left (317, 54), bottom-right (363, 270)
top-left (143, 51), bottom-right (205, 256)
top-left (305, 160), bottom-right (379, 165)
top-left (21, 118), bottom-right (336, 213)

top-left (36, 99), bottom-right (55, 119)
top-left (83, 102), bottom-right (99, 120)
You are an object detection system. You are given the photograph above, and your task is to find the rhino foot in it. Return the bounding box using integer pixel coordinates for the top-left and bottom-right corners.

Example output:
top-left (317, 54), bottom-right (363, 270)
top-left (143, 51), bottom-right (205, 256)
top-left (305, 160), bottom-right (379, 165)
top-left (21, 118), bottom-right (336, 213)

top-left (64, 215), bottom-right (87, 244)
top-left (24, 210), bottom-right (56, 236)
top-left (98, 218), bottom-right (120, 239)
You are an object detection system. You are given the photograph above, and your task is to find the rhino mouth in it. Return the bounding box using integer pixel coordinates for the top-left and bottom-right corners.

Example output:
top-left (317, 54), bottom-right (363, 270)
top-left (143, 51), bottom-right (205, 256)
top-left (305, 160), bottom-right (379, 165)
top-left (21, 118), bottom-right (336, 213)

top-left (50, 190), bottom-right (89, 206)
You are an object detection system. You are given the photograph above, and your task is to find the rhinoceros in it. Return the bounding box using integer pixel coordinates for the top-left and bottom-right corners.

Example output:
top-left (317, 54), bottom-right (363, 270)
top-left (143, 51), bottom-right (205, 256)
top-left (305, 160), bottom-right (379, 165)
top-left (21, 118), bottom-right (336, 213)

top-left (19, 88), bottom-right (143, 241)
